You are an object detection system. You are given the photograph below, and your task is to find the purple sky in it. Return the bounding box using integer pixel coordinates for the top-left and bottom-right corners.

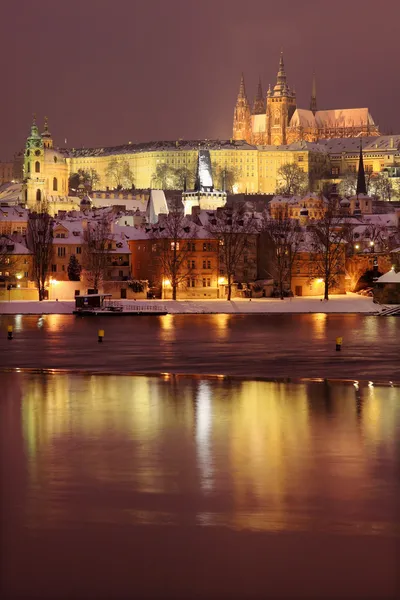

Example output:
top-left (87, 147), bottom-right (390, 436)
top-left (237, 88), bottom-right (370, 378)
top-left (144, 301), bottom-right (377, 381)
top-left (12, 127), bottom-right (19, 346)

top-left (1, 0), bottom-right (399, 160)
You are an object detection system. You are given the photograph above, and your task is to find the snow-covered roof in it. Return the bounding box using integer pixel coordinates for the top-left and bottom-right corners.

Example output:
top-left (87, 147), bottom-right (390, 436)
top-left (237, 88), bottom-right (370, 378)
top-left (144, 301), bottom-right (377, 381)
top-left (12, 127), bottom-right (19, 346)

top-left (376, 270), bottom-right (400, 284)
top-left (317, 135), bottom-right (400, 155)
top-left (315, 108), bottom-right (375, 128)
top-left (0, 236), bottom-right (31, 255)
top-left (0, 183), bottom-right (23, 204)
top-left (0, 205), bottom-right (28, 221)
top-left (289, 109), bottom-right (316, 129)
top-left (68, 139), bottom-right (257, 158)
top-left (147, 189), bottom-right (169, 224)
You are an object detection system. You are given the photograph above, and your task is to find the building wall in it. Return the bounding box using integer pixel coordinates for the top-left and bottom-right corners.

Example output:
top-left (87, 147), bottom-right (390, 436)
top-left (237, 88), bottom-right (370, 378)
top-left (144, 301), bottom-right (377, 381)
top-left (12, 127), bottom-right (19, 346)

top-left (0, 162), bottom-right (13, 184)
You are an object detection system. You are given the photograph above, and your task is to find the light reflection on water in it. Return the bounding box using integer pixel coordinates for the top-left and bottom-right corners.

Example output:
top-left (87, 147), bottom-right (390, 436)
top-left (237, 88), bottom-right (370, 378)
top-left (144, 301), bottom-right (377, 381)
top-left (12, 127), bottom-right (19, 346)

top-left (2, 372), bottom-right (400, 600)
top-left (0, 373), bottom-right (395, 536)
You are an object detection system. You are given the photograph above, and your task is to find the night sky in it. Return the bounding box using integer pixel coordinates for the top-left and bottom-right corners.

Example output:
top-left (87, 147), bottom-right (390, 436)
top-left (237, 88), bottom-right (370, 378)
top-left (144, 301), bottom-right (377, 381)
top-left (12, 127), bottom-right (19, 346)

top-left (1, 0), bottom-right (399, 160)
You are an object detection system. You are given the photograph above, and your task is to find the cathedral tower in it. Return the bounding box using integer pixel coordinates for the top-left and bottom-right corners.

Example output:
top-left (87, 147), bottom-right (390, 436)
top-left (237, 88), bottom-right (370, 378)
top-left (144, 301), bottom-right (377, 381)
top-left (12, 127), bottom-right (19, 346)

top-left (232, 73), bottom-right (251, 142)
top-left (265, 53), bottom-right (297, 145)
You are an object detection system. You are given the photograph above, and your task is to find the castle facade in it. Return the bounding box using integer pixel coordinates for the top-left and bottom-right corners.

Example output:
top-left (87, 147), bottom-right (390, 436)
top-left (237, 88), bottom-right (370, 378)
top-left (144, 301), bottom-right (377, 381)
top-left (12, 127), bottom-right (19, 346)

top-left (233, 53), bottom-right (380, 145)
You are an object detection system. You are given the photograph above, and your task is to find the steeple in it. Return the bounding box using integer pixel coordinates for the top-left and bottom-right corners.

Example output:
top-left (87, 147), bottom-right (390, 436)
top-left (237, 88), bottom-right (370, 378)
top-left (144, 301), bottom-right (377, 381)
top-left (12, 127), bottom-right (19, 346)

top-left (237, 72), bottom-right (248, 102)
top-left (41, 116), bottom-right (53, 148)
top-left (232, 73), bottom-right (251, 142)
top-left (252, 77), bottom-right (265, 115)
top-left (356, 140), bottom-right (367, 196)
top-left (30, 113), bottom-right (40, 139)
top-left (273, 51), bottom-right (288, 95)
top-left (310, 72), bottom-right (317, 114)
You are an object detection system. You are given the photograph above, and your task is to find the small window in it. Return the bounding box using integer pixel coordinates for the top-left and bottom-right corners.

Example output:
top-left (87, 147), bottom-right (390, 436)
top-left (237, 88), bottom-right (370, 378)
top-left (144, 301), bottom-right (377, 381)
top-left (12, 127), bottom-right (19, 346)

top-left (76, 247), bottom-right (81, 254)
top-left (53, 177), bottom-right (58, 191)
top-left (36, 189), bottom-right (41, 202)
top-left (51, 264), bottom-right (57, 272)
top-left (35, 161), bottom-right (40, 173)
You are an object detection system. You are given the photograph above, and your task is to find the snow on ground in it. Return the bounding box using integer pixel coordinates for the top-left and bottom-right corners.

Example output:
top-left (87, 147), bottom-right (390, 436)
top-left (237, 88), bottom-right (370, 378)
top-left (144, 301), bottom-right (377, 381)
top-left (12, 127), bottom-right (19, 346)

top-left (0, 294), bottom-right (390, 315)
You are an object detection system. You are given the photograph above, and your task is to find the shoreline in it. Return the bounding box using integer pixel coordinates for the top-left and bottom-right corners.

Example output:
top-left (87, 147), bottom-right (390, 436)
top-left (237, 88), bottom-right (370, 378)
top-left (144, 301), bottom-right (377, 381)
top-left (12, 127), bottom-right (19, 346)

top-left (1, 367), bottom-right (398, 386)
top-left (0, 294), bottom-right (391, 315)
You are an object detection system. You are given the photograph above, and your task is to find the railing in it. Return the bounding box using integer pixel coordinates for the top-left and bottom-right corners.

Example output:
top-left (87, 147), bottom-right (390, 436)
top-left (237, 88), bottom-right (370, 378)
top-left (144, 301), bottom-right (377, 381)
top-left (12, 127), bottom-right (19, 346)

top-left (377, 305), bottom-right (400, 316)
top-left (106, 300), bottom-right (167, 313)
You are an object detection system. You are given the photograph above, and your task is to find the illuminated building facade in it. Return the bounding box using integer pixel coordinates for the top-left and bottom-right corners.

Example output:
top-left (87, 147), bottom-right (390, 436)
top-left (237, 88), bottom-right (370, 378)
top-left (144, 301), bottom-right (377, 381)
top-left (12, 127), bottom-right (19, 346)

top-left (233, 53), bottom-right (380, 145)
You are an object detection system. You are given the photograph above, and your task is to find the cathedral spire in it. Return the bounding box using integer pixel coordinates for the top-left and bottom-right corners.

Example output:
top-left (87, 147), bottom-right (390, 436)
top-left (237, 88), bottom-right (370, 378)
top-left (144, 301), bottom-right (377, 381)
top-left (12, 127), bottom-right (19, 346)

top-left (253, 77), bottom-right (265, 115)
top-left (356, 140), bottom-right (367, 196)
top-left (273, 51), bottom-right (290, 96)
top-left (238, 72), bottom-right (248, 102)
top-left (30, 113), bottom-right (40, 138)
top-left (310, 72), bottom-right (317, 114)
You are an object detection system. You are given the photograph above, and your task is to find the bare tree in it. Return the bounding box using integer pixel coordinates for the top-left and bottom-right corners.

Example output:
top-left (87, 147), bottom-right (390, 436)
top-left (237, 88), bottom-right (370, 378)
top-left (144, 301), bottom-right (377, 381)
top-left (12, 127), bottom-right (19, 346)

top-left (82, 216), bottom-right (112, 291)
top-left (69, 168), bottom-right (100, 193)
top-left (172, 166), bottom-right (196, 190)
top-left (27, 205), bottom-right (54, 300)
top-left (262, 208), bottom-right (303, 299)
top-left (152, 163), bottom-right (175, 189)
top-left (338, 172), bottom-right (357, 198)
top-left (151, 202), bottom-right (198, 300)
top-left (276, 162), bottom-right (308, 196)
top-left (212, 163), bottom-right (242, 192)
top-left (369, 172), bottom-right (394, 201)
top-left (308, 201), bottom-right (349, 300)
top-left (106, 159), bottom-right (135, 189)
top-left (207, 205), bottom-right (259, 301)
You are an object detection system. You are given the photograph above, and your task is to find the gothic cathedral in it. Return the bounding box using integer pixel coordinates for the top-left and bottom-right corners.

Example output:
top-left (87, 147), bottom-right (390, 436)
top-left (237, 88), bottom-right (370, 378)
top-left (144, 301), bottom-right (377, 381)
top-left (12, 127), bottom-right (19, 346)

top-left (233, 53), bottom-right (380, 146)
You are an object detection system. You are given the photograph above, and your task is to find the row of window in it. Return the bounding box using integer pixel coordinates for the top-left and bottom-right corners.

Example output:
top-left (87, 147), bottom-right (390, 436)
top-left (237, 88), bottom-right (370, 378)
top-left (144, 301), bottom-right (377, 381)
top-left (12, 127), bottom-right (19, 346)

top-left (57, 247), bottom-right (81, 257)
top-left (187, 260), bottom-right (212, 269)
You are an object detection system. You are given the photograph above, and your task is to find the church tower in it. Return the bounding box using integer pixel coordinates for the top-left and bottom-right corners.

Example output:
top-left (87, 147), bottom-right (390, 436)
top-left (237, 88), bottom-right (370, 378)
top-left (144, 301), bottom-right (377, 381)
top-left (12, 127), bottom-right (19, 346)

top-left (266, 53), bottom-right (297, 145)
top-left (232, 74), bottom-right (251, 142)
top-left (22, 115), bottom-right (46, 208)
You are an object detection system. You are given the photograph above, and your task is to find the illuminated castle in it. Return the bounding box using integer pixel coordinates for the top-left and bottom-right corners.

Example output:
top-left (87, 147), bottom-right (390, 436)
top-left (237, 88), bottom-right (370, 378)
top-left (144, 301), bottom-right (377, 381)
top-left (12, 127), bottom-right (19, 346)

top-left (233, 53), bottom-right (380, 146)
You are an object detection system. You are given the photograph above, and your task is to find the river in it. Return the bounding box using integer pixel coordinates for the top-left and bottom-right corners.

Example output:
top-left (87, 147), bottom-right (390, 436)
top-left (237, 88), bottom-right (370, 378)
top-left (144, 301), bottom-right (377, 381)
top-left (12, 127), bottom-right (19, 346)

top-left (1, 315), bottom-right (399, 598)
top-left (0, 313), bottom-right (399, 381)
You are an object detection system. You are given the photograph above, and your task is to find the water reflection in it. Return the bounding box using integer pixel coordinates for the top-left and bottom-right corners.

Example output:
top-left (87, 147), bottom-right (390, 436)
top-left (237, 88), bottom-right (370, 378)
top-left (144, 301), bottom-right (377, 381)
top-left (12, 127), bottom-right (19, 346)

top-left (5, 373), bottom-right (396, 537)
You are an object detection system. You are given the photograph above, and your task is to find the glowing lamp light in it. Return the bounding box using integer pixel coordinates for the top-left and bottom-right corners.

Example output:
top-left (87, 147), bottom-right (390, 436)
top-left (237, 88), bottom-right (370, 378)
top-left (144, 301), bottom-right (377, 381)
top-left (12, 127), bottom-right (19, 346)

top-left (370, 241), bottom-right (374, 246)
top-left (49, 278), bottom-right (58, 285)
top-left (16, 273), bottom-right (23, 280)
top-left (316, 278), bottom-right (323, 284)
top-left (218, 277), bottom-right (227, 285)
top-left (163, 279), bottom-right (171, 287)
top-left (354, 244), bottom-right (360, 250)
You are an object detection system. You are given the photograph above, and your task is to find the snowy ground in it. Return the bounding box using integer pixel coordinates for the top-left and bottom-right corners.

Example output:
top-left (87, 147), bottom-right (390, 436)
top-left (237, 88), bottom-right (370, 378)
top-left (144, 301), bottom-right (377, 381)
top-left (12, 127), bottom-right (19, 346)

top-left (0, 294), bottom-right (391, 315)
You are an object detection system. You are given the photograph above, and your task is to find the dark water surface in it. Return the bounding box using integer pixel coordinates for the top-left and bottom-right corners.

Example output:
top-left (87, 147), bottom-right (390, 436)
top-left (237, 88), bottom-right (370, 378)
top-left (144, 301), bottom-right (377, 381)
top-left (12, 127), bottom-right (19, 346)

top-left (0, 313), bottom-right (399, 381)
top-left (1, 372), bottom-right (399, 599)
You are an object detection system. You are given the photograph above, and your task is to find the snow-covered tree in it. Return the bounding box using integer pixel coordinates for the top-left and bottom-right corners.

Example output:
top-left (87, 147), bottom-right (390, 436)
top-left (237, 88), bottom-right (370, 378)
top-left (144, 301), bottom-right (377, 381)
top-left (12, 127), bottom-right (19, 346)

top-left (67, 254), bottom-right (82, 281)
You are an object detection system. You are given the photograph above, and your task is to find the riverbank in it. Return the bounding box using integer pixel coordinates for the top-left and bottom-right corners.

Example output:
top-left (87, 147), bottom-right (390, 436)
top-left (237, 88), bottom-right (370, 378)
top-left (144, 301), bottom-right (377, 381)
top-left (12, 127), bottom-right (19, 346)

top-left (0, 293), bottom-right (389, 314)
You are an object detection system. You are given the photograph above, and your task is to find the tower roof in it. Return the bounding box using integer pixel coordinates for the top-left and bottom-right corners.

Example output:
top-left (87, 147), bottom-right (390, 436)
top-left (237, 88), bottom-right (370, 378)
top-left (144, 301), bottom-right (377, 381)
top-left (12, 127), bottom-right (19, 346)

top-left (253, 77), bottom-right (265, 115)
top-left (29, 114), bottom-right (40, 139)
top-left (237, 73), bottom-right (249, 104)
top-left (41, 116), bottom-right (52, 139)
top-left (356, 140), bottom-right (367, 196)
top-left (271, 52), bottom-right (294, 98)
top-left (310, 72), bottom-right (317, 114)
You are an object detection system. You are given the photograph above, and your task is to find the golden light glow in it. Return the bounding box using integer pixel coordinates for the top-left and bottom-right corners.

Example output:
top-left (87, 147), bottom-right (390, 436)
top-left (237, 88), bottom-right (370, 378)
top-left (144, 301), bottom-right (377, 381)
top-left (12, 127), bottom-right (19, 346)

top-left (16, 273), bottom-right (23, 280)
top-left (218, 276), bottom-right (227, 285)
top-left (163, 279), bottom-right (171, 287)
